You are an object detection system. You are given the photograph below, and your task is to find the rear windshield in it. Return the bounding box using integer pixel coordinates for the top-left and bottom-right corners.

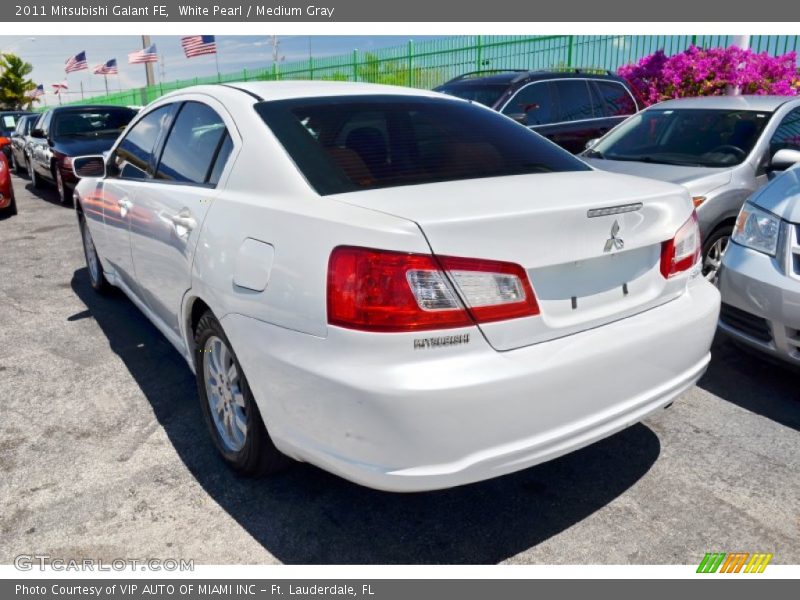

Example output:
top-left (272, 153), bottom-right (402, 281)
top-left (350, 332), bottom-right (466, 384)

top-left (434, 83), bottom-right (509, 107)
top-left (53, 108), bottom-right (137, 139)
top-left (0, 114), bottom-right (23, 137)
top-left (255, 95), bottom-right (589, 196)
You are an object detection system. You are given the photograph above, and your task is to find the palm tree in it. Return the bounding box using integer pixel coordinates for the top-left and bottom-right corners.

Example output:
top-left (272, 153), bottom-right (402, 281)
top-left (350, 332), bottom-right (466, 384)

top-left (0, 53), bottom-right (38, 110)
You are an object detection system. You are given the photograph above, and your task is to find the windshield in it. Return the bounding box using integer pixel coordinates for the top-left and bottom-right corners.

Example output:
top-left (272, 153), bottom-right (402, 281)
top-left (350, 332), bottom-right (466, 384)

top-left (255, 95), bottom-right (589, 196)
top-left (53, 108), bottom-right (137, 139)
top-left (433, 83), bottom-right (508, 107)
top-left (587, 108), bottom-right (773, 167)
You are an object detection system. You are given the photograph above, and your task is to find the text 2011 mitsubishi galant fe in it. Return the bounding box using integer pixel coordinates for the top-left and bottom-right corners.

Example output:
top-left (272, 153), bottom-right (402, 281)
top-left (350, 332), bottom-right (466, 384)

top-left (72, 82), bottom-right (720, 492)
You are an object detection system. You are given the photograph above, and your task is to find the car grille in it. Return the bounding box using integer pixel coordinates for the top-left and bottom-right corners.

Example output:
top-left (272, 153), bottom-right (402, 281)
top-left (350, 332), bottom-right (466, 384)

top-left (720, 303), bottom-right (773, 343)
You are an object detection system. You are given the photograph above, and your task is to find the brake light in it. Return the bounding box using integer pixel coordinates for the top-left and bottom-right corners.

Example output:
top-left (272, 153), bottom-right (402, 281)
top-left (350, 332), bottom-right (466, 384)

top-left (0, 137), bottom-right (9, 147)
top-left (660, 211), bottom-right (701, 278)
top-left (327, 246), bottom-right (539, 332)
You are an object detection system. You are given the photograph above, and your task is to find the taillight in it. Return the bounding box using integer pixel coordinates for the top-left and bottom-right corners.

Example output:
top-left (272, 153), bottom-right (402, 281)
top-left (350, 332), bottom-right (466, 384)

top-left (327, 246), bottom-right (539, 332)
top-left (660, 211), bottom-right (701, 278)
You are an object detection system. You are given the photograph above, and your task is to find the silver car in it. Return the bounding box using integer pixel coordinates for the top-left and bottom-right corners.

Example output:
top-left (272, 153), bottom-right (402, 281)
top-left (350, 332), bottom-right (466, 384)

top-left (583, 95), bottom-right (800, 282)
top-left (718, 166), bottom-right (800, 366)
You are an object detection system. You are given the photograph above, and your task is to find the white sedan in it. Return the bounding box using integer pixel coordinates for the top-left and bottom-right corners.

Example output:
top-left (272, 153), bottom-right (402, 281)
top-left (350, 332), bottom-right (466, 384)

top-left (72, 81), bottom-right (720, 492)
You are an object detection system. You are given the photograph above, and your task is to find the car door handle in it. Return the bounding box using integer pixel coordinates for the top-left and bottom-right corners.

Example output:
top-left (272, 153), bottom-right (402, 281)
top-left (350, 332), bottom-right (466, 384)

top-left (169, 211), bottom-right (197, 235)
top-left (117, 198), bottom-right (132, 217)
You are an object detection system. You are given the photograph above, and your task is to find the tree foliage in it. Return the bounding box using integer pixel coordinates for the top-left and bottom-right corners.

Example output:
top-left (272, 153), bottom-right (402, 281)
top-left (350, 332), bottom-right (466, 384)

top-left (0, 53), bottom-right (38, 110)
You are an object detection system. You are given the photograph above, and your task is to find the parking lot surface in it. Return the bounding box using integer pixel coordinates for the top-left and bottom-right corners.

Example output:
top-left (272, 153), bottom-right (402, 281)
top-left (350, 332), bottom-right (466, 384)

top-left (0, 174), bottom-right (798, 565)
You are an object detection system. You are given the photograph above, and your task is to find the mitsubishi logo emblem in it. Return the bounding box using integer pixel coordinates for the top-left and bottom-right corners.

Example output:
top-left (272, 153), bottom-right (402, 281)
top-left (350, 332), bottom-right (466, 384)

top-left (604, 220), bottom-right (624, 252)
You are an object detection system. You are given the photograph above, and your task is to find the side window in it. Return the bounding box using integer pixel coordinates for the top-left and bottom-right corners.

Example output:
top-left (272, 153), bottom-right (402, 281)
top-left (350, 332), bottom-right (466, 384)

top-left (38, 112), bottom-right (52, 135)
top-left (110, 104), bottom-right (173, 180)
top-left (593, 81), bottom-right (637, 117)
top-left (502, 82), bottom-right (555, 126)
top-left (553, 80), bottom-right (594, 123)
top-left (769, 107), bottom-right (800, 154)
top-left (155, 102), bottom-right (228, 185)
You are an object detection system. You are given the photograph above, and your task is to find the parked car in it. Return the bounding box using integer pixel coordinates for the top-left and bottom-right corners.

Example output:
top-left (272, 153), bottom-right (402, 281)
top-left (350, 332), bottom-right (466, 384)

top-left (72, 82), bottom-right (719, 492)
top-left (434, 69), bottom-right (642, 153)
top-left (583, 95), bottom-right (800, 283)
top-left (8, 114), bottom-right (39, 174)
top-left (718, 164), bottom-right (800, 366)
top-left (28, 105), bottom-right (138, 203)
top-left (0, 152), bottom-right (16, 217)
top-left (0, 110), bottom-right (36, 166)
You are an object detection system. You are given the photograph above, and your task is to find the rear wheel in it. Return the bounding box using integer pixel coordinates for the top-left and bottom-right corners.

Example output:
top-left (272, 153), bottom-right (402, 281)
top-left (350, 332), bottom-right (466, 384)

top-left (56, 167), bottom-right (71, 204)
top-left (701, 225), bottom-right (732, 285)
top-left (78, 211), bottom-right (109, 293)
top-left (194, 311), bottom-right (289, 476)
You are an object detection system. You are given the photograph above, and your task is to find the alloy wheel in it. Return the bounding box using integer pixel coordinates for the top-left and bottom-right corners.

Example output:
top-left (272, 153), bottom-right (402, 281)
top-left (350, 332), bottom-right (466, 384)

top-left (203, 335), bottom-right (248, 453)
top-left (702, 235), bottom-right (729, 285)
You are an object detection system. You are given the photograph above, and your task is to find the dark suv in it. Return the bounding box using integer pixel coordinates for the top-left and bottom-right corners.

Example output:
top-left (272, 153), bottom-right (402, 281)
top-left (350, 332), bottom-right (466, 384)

top-left (434, 69), bottom-right (642, 153)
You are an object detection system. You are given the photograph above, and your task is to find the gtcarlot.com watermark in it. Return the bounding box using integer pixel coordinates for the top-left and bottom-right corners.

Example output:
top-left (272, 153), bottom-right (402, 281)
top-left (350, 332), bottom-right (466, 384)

top-left (14, 554), bottom-right (194, 572)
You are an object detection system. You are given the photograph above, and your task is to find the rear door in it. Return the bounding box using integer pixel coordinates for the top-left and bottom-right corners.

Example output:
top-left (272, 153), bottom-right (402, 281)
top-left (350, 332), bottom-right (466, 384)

top-left (29, 110), bottom-right (52, 178)
top-left (129, 99), bottom-right (236, 338)
top-left (590, 80), bottom-right (639, 131)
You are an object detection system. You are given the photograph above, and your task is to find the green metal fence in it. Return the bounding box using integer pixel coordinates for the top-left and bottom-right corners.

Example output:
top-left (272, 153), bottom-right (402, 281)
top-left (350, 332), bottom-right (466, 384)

top-left (60, 34), bottom-right (800, 108)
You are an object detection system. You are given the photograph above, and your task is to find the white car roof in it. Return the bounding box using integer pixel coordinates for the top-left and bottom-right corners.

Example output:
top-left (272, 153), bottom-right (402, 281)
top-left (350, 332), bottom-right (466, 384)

top-left (167, 81), bottom-right (451, 103)
top-left (652, 95), bottom-right (799, 112)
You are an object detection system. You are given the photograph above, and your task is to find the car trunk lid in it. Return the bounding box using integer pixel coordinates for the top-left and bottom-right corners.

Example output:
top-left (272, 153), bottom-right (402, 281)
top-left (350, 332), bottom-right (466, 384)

top-left (334, 170), bottom-right (695, 350)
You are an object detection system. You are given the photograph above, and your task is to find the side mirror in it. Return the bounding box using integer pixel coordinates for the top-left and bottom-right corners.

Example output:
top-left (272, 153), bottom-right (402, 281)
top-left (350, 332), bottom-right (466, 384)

top-left (585, 138), bottom-right (601, 150)
top-left (508, 113), bottom-right (528, 126)
top-left (73, 155), bottom-right (106, 179)
top-left (30, 128), bottom-right (45, 139)
top-left (770, 148), bottom-right (800, 171)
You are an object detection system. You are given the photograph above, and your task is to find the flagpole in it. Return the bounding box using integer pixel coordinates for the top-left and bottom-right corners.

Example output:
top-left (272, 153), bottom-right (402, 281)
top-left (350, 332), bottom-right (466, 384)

top-left (104, 74), bottom-right (108, 95)
top-left (214, 50), bottom-right (220, 82)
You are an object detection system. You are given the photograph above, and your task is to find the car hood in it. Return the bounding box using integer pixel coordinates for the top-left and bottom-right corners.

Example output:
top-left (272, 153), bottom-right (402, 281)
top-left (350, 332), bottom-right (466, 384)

top-left (583, 158), bottom-right (733, 196)
top-left (53, 136), bottom-right (119, 157)
top-left (750, 165), bottom-right (800, 223)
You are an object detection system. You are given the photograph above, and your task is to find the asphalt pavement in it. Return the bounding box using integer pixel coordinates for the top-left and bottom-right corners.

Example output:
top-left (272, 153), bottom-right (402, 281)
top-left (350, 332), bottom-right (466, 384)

top-left (0, 172), bottom-right (798, 565)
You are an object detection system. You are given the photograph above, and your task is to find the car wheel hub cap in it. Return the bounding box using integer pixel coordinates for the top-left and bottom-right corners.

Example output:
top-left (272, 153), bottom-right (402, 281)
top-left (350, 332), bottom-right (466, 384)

top-left (203, 335), bottom-right (247, 452)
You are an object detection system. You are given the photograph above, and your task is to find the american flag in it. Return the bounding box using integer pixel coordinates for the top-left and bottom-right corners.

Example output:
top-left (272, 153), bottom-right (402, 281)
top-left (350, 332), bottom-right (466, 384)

top-left (31, 84), bottom-right (45, 98)
top-left (65, 51), bottom-right (88, 73)
top-left (181, 35), bottom-right (217, 58)
top-left (52, 81), bottom-right (69, 95)
top-left (93, 59), bottom-right (119, 75)
top-left (128, 43), bottom-right (158, 64)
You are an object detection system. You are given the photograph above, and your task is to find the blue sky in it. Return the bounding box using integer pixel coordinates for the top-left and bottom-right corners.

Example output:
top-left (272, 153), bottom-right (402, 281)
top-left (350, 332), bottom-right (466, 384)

top-left (0, 35), bottom-right (443, 104)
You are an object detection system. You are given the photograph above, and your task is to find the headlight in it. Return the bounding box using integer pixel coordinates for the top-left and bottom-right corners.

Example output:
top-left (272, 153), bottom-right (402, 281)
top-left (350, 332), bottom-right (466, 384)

top-left (732, 203), bottom-right (781, 256)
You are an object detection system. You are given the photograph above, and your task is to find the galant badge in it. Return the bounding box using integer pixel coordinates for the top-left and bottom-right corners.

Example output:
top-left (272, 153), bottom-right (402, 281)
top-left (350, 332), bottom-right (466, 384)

top-left (604, 220), bottom-right (624, 252)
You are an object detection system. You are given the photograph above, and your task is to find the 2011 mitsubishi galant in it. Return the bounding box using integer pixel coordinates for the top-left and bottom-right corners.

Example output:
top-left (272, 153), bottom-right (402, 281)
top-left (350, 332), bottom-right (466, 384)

top-left (72, 82), bottom-right (720, 492)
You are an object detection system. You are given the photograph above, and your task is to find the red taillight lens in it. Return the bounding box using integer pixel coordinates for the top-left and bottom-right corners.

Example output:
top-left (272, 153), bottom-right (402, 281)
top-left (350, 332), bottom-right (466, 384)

top-left (327, 246), bottom-right (539, 332)
top-left (0, 137), bottom-right (9, 147)
top-left (660, 211), bottom-right (701, 278)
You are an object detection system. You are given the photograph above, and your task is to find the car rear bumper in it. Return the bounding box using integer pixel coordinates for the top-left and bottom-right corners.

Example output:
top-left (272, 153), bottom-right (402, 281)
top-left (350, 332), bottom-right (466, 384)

top-left (718, 241), bottom-right (800, 365)
top-left (222, 278), bottom-right (720, 492)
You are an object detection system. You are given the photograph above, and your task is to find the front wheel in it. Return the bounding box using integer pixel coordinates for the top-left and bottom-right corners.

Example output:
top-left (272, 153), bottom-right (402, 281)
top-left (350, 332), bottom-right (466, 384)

top-left (29, 158), bottom-right (43, 189)
top-left (79, 212), bottom-right (109, 293)
top-left (194, 311), bottom-right (289, 476)
top-left (701, 225), bottom-right (732, 286)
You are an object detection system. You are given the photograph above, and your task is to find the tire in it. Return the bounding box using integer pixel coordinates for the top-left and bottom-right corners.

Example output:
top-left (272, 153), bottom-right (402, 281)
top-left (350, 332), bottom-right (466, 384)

top-left (78, 211), bottom-right (109, 293)
top-left (0, 192), bottom-right (16, 217)
top-left (8, 152), bottom-right (17, 173)
top-left (194, 310), bottom-right (288, 476)
top-left (29, 158), bottom-right (43, 189)
top-left (701, 225), bottom-right (733, 286)
top-left (56, 167), bottom-right (72, 204)
top-left (12, 153), bottom-right (23, 175)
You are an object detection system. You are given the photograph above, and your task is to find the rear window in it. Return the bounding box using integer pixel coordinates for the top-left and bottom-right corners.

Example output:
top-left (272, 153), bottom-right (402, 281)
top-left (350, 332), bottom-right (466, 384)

top-left (434, 83), bottom-right (509, 108)
top-left (53, 108), bottom-right (137, 138)
top-left (255, 95), bottom-right (589, 196)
